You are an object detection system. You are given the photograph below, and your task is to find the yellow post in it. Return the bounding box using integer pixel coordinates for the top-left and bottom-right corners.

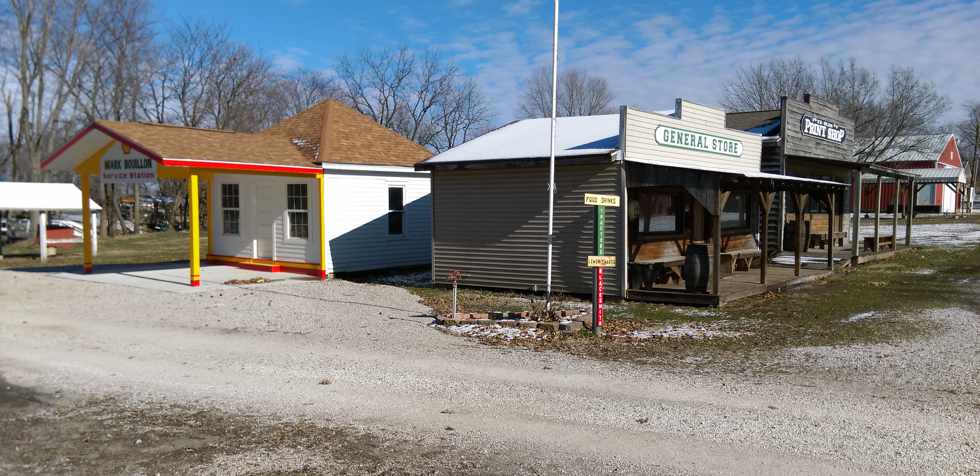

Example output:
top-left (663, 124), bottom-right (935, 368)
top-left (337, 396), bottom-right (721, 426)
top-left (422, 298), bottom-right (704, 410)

top-left (317, 173), bottom-right (327, 280)
top-left (189, 173), bottom-right (201, 286)
top-left (81, 174), bottom-right (93, 273)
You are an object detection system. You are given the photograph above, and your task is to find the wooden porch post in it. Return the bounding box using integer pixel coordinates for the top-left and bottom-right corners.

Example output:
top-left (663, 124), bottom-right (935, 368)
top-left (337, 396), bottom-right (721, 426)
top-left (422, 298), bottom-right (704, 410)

top-left (827, 191), bottom-right (835, 271)
top-left (189, 173), bottom-right (201, 287)
top-left (892, 178), bottom-right (899, 246)
top-left (906, 178), bottom-right (915, 247)
top-left (793, 192), bottom-right (808, 277)
top-left (81, 173), bottom-right (93, 273)
top-left (712, 190), bottom-right (730, 297)
top-left (758, 191), bottom-right (775, 284)
top-left (851, 170), bottom-right (862, 262)
top-left (874, 176), bottom-right (882, 254)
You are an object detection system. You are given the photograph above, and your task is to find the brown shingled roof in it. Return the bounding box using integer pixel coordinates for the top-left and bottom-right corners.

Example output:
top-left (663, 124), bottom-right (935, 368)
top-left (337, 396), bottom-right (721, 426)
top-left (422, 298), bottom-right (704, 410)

top-left (261, 100), bottom-right (432, 166)
top-left (49, 100), bottom-right (430, 171)
top-left (95, 120), bottom-right (311, 167)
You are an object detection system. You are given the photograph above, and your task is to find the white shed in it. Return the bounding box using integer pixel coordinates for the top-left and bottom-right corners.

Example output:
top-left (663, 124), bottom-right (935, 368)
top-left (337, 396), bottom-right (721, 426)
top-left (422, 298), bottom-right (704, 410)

top-left (0, 181), bottom-right (102, 260)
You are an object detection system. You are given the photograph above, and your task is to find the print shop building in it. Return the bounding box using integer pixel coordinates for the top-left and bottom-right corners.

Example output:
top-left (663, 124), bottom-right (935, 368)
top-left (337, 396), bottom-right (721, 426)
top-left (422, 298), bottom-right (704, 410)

top-left (418, 98), bottom-right (895, 306)
top-left (44, 100), bottom-right (433, 285)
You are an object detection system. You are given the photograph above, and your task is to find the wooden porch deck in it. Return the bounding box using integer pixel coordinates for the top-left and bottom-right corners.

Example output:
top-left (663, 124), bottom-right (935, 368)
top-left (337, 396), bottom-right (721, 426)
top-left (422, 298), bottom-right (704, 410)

top-left (627, 265), bottom-right (832, 306)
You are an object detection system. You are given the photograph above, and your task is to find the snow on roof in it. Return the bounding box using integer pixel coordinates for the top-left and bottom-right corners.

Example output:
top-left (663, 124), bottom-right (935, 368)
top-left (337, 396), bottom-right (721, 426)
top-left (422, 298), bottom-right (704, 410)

top-left (0, 182), bottom-right (103, 211)
top-left (421, 114), bottom-right (622, 165)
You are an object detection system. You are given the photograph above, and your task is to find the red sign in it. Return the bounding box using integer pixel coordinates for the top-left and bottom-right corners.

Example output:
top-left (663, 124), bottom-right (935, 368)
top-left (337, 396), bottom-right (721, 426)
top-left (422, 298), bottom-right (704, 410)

top-left (596, 267), bottom-right (604, 328)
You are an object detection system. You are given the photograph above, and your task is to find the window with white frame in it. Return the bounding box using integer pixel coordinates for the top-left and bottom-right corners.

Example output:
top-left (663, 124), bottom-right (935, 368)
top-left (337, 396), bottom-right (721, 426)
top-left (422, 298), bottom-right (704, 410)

top-left (388, 186), bottom-right (404, 235)
top-left (286, 183), bottom-right (309, 239)
top-left (221, 183), bottom-right (240, 235)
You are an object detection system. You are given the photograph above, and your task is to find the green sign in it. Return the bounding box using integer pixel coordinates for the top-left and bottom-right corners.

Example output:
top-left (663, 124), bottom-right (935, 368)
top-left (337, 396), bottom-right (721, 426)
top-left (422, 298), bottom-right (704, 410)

top-left (654, 125), bottom-right (743, 157)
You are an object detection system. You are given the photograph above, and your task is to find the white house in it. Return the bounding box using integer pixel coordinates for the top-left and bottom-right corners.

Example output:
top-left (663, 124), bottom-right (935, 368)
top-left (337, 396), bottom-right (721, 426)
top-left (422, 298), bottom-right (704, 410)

top-left (43, 100), bottom-right (432, 285)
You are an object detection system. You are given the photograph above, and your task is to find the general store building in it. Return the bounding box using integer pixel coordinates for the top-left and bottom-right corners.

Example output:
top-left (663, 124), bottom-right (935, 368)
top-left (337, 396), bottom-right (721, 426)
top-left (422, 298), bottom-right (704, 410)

top-left (418, 99), bottom-right (846, 306)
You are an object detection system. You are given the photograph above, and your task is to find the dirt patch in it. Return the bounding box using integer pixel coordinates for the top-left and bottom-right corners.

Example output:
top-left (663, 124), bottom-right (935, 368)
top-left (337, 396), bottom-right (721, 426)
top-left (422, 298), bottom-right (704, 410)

top-left (0, 380), bottom-right (534, 475)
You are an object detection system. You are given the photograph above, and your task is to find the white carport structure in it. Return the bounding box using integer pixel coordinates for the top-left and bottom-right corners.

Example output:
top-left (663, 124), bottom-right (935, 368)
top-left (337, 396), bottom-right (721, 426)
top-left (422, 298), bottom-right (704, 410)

top-left (0, 182), bottom-right (102, 261)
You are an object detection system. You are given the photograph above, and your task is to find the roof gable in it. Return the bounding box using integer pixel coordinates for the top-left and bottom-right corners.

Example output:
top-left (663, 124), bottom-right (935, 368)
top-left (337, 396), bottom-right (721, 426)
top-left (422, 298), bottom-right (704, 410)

top-left (261, 100), bottom-right (432, 167)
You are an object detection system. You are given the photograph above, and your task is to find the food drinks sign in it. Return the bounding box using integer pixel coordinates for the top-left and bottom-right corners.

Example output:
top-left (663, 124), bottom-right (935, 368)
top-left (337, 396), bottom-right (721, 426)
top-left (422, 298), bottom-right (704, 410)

top-left (101, 155), bottom-right (156, 184)
top-left (654, 125), bottom-right (743, 158)
top-left (800, 114), bottom-right (846, 144)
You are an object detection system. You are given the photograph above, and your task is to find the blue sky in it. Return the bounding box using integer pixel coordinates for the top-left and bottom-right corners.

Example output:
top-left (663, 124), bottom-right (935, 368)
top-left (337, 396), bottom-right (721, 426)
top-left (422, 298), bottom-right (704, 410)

top-left (157, 0), bottom-right (980, 125)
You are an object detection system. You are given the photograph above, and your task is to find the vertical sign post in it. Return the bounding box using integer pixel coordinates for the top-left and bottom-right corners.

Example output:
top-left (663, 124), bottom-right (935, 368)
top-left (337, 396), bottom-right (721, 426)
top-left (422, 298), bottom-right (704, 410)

top-left (584, 193), bottom-right (619, 336)
top-left (594, 205), bottom-right (605, 335)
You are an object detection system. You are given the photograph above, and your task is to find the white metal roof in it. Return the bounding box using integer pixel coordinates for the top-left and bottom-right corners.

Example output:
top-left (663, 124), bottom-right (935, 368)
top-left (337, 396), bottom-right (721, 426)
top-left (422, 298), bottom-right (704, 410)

top-left (0, 182), bottom-right (103, 211)
top-left (422, 114), bottom-right (622, 164)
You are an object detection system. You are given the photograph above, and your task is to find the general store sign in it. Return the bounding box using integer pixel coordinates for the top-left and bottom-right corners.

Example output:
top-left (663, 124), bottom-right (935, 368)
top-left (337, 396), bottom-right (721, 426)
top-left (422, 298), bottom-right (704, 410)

top-left (101, 155), bottom-right (157, 184)
top-left (800, 114), bottom-right (846, 144)
top-left (654, 125), bottom-right (743, 158)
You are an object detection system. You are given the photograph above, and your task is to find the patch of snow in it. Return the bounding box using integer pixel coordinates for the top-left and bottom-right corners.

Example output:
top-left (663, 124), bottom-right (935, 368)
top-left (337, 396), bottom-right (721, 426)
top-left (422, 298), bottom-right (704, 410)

top-left (860, 222), bottom-right (980, 248)
top-left (617, 324), bottom-right (744, 340)
top-left (844, 311), bottom-right (880, 323)
top-left (907, 268), bottom-right (936, 275)
top-left (674, 308), bottom-right (724, 318)
top-left (434, 324), bottom-right (541, 341)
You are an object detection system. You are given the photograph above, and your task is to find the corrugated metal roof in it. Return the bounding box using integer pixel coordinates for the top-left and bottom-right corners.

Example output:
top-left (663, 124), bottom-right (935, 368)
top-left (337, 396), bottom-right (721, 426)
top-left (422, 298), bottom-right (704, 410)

top-left (863, 167), bottom-right (965, 184)
top-left (860, 134), bottom-right (952, 163)
top-left (420, 114), bottom-right (622, 165)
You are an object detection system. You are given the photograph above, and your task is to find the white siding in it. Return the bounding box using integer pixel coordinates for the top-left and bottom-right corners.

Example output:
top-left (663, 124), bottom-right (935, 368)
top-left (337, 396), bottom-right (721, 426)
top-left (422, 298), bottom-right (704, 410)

top-left (622, 104), bottom-right (762, 175)
top-left (323, 169), bottom-right (431, 273)
top-left (210, 173), bottom-right (320, 264)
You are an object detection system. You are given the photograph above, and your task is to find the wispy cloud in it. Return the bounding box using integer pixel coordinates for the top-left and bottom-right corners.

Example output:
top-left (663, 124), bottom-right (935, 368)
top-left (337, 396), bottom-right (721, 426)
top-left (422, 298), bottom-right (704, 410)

top-left (504, 0), bottom-right (540, 16)
top-left (437, 0), bottom-right (980, 122)
top-left (271, 47), bottom-right (310, 73)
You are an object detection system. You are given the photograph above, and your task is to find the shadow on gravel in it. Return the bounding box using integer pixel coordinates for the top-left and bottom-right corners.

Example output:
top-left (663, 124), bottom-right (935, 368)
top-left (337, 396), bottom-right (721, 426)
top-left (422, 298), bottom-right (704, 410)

top-left (0, 375), bottom-right (45, 409)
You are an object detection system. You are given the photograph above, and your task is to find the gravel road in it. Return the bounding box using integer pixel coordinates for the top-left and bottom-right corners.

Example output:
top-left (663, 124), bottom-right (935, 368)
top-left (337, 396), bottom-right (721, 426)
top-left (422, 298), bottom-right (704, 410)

top-left (1, 269), bottom-right (978, 474)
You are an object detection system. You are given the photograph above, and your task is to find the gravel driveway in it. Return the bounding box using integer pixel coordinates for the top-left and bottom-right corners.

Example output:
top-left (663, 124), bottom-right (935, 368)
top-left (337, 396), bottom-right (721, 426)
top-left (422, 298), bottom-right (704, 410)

top-left (1, 269), bottom-right (978, 474)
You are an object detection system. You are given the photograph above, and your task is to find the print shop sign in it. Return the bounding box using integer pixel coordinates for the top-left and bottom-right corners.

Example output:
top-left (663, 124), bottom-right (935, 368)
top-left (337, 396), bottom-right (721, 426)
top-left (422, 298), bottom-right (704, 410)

top-left (800, 114), bottom-right (847, 144)
top-left (101, 155), bottom-right (157, 184)
top-left (654, 126), bottom-right (743, 158)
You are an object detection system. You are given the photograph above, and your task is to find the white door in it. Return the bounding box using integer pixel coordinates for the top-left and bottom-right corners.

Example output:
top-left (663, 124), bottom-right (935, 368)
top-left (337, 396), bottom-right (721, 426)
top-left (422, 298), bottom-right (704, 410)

top-left (254, 183), bottom-right (281, 259)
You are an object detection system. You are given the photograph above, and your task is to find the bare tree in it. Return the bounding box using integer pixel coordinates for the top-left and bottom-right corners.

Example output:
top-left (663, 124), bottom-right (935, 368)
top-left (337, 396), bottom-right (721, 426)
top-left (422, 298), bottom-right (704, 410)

top-left (207, 44), bottom-right (273, 131)
top-left (432, 77), bottom-right (492, 152)
top-left (956, 101), bottom-right (980, 191)
top-left (5, 0), bottom-right (94, 182)
top-left (722, 57), bottom-right (816, 112)
top-left (518, 66), bottom-right (615, 118)
top-left (336, 47), bottom-right (492, 150)
top-left (721, 57), bottom-right (947, 162)
top-left (265, 68), bottom-right (341, 121)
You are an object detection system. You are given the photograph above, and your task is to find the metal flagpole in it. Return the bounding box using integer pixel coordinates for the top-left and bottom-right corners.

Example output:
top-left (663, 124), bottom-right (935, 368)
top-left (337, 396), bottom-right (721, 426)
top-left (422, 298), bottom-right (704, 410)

top-left (545, 0), bottom-right (559, 306)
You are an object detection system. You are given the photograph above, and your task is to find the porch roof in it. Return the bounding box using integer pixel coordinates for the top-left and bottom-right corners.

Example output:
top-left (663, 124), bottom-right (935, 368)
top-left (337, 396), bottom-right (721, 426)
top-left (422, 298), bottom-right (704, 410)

top-left (863, 167), bottom-right (965, 184)
top-left (0, 181), bottom-right (102, 211)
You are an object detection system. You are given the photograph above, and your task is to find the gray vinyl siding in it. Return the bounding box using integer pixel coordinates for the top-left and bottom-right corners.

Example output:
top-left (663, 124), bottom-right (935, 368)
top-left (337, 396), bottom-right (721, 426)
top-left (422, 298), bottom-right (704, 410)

top-left (431, 161), bottom-right (622, 296)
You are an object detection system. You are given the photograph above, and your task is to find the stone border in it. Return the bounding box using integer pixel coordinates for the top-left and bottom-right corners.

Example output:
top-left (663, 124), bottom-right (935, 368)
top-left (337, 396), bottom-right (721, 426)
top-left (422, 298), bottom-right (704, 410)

top-left (433, 309), bottom-right (592, 334)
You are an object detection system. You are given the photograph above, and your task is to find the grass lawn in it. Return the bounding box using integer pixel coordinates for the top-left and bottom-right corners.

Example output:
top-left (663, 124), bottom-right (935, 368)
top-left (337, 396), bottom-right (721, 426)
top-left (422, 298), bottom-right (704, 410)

top-left (0, 231), bottom-right (204, 270)
top-left (412, 245), bottom-right (980, 367)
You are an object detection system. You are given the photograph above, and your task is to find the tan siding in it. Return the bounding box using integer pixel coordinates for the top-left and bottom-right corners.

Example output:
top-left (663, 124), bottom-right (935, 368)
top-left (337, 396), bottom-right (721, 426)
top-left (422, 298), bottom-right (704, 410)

top-left (432, 162), bottom-right (621, 296)
top-left (623, 108), bottom-right (762, 176)
top-left (677, 100), bottom-right (727, 129)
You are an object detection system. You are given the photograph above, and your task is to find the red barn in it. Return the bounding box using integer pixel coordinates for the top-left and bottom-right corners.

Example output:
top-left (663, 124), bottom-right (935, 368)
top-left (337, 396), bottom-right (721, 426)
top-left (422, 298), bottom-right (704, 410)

top-left (861, 134), bottom-right (966, 213)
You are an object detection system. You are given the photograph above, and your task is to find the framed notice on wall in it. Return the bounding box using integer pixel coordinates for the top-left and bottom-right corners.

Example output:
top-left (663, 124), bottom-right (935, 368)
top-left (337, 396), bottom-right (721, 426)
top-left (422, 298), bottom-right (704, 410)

top-left (101, 155), bottom-right (157, 184)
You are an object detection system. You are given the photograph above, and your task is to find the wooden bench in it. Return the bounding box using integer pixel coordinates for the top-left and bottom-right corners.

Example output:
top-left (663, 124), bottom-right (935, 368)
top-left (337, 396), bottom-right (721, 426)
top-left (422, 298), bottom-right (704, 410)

top-left (811, 231), bottom-right (846, 249)
top-left (863, 235), bottom-right (895, 252)
top-left (722, 249), bottom-right (761, 273)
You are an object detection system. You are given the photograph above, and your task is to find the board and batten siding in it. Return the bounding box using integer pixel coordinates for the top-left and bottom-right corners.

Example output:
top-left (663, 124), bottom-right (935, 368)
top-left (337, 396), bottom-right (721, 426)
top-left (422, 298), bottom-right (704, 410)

top-left (322, 168), bottom-right (431, 273)
top-left (210, 173), bottom-right (321, 264)
top-left (621, 101), bottom-right (763, 175)
top-left (781, 97), bottom-right (855, 162)
top-left (431, 161), bottom-right (622, 296)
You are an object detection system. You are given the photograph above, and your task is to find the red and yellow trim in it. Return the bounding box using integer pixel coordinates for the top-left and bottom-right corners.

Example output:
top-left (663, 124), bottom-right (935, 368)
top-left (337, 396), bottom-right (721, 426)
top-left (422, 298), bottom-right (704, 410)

top-left (317, 173), bottom-right (327, 280)
top-left (206, 254), bottom-right (329, 278)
